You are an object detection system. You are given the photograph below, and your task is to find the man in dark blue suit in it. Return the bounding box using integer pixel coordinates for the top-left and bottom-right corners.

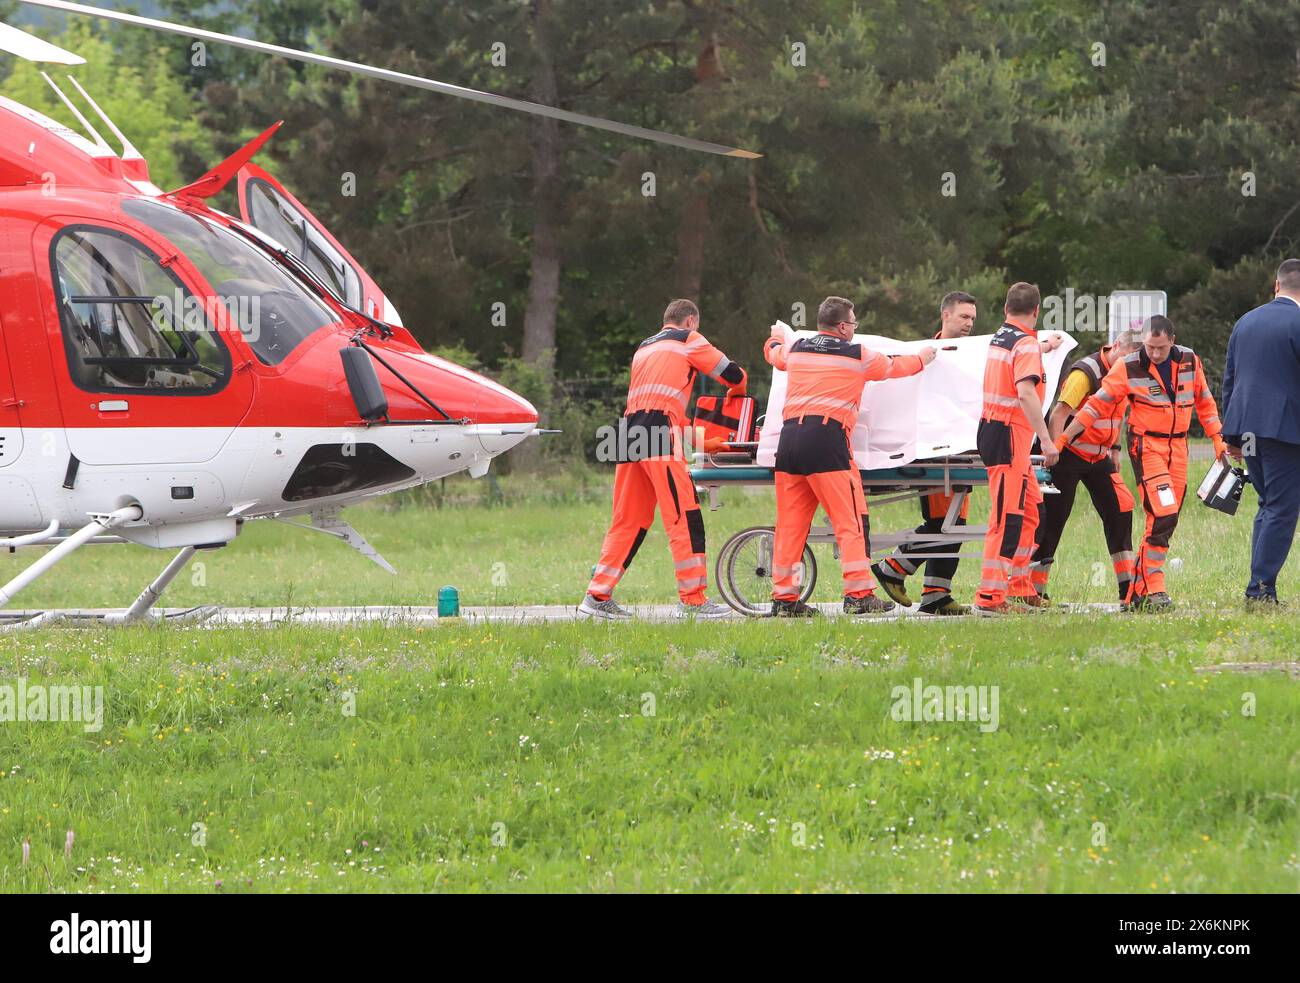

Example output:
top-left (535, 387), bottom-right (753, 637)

top-left (1222, 259), bottom-right (1300, 605)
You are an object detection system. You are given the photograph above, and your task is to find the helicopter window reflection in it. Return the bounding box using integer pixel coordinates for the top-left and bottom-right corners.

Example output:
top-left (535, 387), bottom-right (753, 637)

top-left (123, 199), bottom-right (338, 366)
top-left (245, 179), bottom-right (363, 309)
top-left (53, 227), bottom-right (230, 393)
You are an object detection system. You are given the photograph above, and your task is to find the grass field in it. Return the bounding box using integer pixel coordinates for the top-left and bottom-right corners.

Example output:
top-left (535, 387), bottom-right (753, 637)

top-left (1, 446), bottom-right (1298, 892)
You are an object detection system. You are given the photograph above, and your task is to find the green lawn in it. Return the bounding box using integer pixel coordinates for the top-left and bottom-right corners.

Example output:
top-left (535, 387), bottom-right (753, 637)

top-left (1, 448), bottom-right (1298, 892)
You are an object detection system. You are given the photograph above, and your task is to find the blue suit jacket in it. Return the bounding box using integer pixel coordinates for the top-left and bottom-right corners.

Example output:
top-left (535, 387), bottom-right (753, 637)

top-left (1221, 297), bottom-right (1300, 445)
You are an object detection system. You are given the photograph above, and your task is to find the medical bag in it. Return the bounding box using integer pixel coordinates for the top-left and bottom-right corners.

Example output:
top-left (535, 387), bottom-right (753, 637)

top-left (1196, 456), bottom-right (1248, 516)
top-left (691, 394), bottom-right (756, 446)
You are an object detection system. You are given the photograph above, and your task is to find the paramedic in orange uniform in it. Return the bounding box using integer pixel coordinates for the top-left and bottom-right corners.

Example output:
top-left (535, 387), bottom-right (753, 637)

top-left (579, 299), bottom-right (746, 620)
top-left (974, 283), bottom-right (1060, 615)
top-left (873, 290), bottom-right (978, 615)
top-left (765, 296), bottom-right (936, 617)
top-left (1059, 315), bottom-right (1226, 611)
top-left (1029, 331), bottom-right (1140, 603)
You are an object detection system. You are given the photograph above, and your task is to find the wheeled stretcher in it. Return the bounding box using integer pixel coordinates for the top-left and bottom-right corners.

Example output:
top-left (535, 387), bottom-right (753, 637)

top-left (690, 444), bottom-right (1055, 615)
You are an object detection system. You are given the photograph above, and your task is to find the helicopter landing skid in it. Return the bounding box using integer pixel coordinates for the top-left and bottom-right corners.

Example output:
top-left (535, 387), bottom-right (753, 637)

top-left (0, 610), bottom-right (63, 632)
top-left (0, 605), bottom-right (220, 632)
top-left (0, 529), bottom-right (216, 628)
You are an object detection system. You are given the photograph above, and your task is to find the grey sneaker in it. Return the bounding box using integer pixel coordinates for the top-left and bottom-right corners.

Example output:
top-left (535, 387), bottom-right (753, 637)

top-left (577, 595), bottom-right (633, 621)
top-left (677, 600), bottom-right (733, 620)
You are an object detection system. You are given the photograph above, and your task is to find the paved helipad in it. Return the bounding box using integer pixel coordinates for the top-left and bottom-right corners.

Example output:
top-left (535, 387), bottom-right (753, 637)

top-left (0, 600), bottom-right (1122, 628)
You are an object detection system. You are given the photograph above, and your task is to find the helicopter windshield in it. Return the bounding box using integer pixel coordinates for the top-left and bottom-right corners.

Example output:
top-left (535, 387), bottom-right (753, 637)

top-left (122, 198), bottom-right (338, 366)
top-left (244, 177), bottom-right (363, 308)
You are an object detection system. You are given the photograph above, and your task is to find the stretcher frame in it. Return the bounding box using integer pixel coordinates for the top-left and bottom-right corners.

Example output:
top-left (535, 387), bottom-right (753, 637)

top-left (690, 443), bottom-right (1055, 614)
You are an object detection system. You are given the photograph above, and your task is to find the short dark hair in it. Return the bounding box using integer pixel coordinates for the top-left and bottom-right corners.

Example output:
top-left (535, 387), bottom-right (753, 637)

top-left (1004, 282), bottom-right (1041, 317)
top-left (1144, 314), bottom-right (1175, 337)
top-left (663, 299), bottom-right (699, 325)
top-left (941, 291), bottom-right (978, 314)
top-left (1277, 259), bottom-right (1300, 291)
top-left (1112, 328), bottom-right (1139, 349)
top-left (817, 296), bottom-right (855, 328)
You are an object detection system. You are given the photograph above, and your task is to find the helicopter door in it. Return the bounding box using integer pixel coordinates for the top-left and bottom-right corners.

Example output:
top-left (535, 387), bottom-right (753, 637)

top-left (40, 219), bottom-right (255, 467)
top-left (236, 163), bottom-right (405, 327)
top-left (0, 308), bottom-right (22, 468)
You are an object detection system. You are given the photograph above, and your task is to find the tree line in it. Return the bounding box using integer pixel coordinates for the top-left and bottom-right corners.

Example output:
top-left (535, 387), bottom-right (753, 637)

top-left (5, 0), bottom-right (1298, 456)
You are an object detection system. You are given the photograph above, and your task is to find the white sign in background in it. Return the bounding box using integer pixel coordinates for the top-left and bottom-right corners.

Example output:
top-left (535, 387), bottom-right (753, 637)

top-left (1107, 290), bottom-right (1167, 343)
top-left (757, 324), bottom-right (1078, 470)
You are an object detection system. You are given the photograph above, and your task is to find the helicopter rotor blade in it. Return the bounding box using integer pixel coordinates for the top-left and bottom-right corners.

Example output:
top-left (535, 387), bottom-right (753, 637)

top-left (0, 20), bottom-right (85, 64)
top-left (18, 0), bottom-right (761, 159)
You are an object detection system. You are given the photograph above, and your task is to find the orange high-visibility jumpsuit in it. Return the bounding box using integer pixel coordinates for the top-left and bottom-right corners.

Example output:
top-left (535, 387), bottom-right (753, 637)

top-left (1030, 347), bottom-right (1136, 601)
top-left (1073, 345), bottom-right (1224, 600)
top-left (765, 331), bottom-right (925, 601)
top-left (975, 322), bottom-right (1045, 608)
top-left (587, 326), bottom-right (745, 604)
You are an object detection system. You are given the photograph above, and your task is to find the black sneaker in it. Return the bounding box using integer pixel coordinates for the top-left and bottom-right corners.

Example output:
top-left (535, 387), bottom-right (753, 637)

top-left (1128, 592), bottom-right (1174, 612)
top-left (1027, 591), bottom-right (1069, 610)
top-left (771, 599), bottom-right (820, 618)
top-left (919, 597), bottom-right (970, 616)
top-left (844, 593), bottom-right (895, 616)
top-left (1009, 593), bottom-right (1052, 611)
top-left (1245, 594), bottom-right (1281, 608)
top-left (871, 563), bottom-right (913, 607)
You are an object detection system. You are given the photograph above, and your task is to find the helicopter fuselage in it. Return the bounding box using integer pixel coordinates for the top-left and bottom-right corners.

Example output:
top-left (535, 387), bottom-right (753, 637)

top-left (0, 95), bottom-right (538, 552)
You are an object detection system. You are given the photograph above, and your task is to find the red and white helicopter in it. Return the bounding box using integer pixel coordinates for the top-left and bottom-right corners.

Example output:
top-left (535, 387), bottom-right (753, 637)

top-left (0, 0), bottom-right (758, 627)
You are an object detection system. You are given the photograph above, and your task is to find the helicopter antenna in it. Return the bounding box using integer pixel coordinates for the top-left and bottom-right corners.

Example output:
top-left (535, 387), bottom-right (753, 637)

top-left (65, 75), bottom-right (143, 160)
top-left (40, 71), bottom-right (116, 157)
top-left (19, 0), bottom-right (762, 159)
top-left (0, 21), bottom-right (84, 64)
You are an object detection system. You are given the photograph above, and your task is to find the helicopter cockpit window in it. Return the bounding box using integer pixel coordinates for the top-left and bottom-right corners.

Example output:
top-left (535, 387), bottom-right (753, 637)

top-left (245, 179), bottom-right (362, 309)
top-left (52, 227), bottom-right (230, 394)
top-left (123, 199), bottom-right (338, 366)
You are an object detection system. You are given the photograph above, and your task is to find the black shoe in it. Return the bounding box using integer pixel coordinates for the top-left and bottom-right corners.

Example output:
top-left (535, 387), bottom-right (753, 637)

top-left (871, 563), bottom-right (913, 607)
top-left (919, 597), bottom-right (970, 616)
top-left (1009, 593), bottom-right (1052, 610)
top-left (1245, 594), bottom-right (1281, 608)
top-left (844, 593), bottom-right (895, 616)
top-left (1031, 591), bottom-right (1071, 610)
top-left (771, 598), bottom-right (820, 618)
top-left (1128, 592), bottom-right (1174, 612)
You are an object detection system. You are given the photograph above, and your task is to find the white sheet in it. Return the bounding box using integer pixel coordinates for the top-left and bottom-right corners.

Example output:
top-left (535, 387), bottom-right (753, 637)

top-left (756, 325), bottom-right (1078, 470)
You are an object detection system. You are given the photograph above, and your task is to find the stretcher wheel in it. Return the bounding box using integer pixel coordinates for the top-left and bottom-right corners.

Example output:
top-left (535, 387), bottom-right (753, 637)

top-left (715, 526), bottom-right (817, 616)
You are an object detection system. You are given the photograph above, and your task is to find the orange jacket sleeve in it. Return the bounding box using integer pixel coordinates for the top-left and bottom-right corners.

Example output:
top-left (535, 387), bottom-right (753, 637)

top-left (764, 336), bottom-right (788, 371)
top-left (684, 330), bottom-right (726, 374)
top-left (687, 331), bottom-right (746, 393)
top-left (1192, 355), bottom-right (1223, 440)
top-left (862, 350), bottom-right (924, 381)
top-left (1075, 357), bottom-right (1129, 429)
top-left (1011, 336), bottom-right (1044, 386)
